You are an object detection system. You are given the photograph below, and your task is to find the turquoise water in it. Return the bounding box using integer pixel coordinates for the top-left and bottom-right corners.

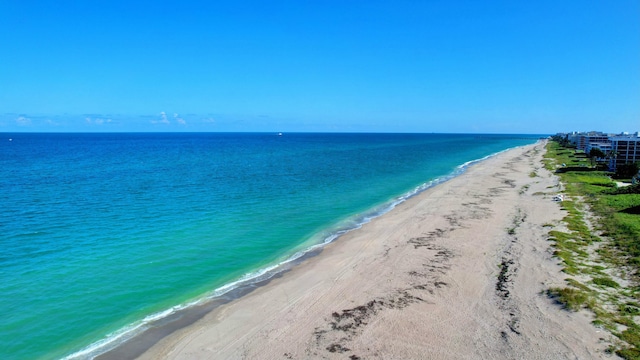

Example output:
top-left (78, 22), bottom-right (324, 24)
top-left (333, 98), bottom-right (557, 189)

top-left (0, 133), bottom-right (540, 359)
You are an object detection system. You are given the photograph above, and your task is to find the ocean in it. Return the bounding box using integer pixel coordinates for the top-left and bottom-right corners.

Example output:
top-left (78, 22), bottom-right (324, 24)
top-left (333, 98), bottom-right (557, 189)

top-left (0, 133), bottom-right (540, 359)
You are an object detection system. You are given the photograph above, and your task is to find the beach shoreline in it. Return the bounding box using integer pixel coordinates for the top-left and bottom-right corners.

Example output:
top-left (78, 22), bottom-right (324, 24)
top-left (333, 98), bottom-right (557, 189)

top-left (107, 140), bottom-right (609, 359)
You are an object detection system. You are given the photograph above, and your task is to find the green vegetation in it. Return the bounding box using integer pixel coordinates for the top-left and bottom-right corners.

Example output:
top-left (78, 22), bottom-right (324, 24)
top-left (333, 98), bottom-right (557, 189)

top-left (617, 163), bottom-right (640, 179)
top-left (544, 141), bottom-right (640, 359)
top-left (588, 148), bottom-right (607, 167)
top-left (589, 148), bottom-right (607, 159)
top-left (592, 277), bottom-right (620, 288)
top-left (547, 287), bottom-right (591, 311)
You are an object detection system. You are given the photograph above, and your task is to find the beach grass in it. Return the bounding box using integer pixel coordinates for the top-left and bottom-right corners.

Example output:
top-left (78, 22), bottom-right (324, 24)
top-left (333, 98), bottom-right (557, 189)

top-left (546, 287), bottom-right (592, 311)
top-left (544, 141), bottom-right (640, 359)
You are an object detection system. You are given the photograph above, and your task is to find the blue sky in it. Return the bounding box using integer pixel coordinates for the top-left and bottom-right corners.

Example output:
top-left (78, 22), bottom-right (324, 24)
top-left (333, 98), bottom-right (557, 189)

top-left (0, 1), bottom-right (638, 133)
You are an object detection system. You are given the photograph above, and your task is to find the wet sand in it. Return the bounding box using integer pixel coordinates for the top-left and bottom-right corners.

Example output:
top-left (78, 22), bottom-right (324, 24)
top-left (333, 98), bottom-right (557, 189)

top-left (130, 141), bottom-right (610, 359)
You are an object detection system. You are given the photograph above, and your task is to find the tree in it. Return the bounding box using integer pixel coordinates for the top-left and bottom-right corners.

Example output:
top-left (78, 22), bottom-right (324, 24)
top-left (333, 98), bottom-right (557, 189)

top-left (616, 162), bottom-right (640, 179)
top-left (605, 150), bottom-right (618, 171)
top-left (588, 148), bottom-right (606, 167)
top-left (589, 148), bottom-right (606, 158)
top-left (551, 134), bottom-right (571, 147)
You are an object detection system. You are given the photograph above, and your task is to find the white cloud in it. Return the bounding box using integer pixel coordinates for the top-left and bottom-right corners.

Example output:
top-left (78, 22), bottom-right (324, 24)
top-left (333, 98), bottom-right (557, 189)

top-left (160, 112), bottom-right (169, 124)
top-left (85, 117), bottom-right (111, 125)
top-left (152, 111), bottom-right (170, 125)
top-left (174, 113), bottom-right (186, 125)
top-left (202, 117), bottom-right (216, 123)
top-left (16, 116), bottom-right (31, 126)
top-left (46, 119), bottom-right (60, 126)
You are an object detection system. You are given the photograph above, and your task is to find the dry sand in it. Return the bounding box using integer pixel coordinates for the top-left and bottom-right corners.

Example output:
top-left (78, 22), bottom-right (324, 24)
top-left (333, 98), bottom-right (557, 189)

top-left (133, 141), bottom-right (613, 359)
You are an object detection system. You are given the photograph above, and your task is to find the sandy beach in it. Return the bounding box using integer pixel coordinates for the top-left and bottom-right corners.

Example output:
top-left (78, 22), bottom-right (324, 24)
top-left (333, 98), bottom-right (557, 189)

top-left (127, 141), bottom-right (611, 359)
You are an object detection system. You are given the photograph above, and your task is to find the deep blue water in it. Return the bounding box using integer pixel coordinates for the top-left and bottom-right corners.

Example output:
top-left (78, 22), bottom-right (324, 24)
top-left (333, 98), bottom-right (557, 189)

top-left (0, 132), bottom-right (540, 359)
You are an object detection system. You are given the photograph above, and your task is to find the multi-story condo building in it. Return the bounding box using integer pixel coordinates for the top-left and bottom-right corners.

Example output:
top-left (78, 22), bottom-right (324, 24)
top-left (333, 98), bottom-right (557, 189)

top-left (568, 131), bottom-right (610, 152)
top-left (562, 131), bottom-right (640, 172)
top-left (585, 141), bottom-right (613, 156)
top-left (609, 135), bottom-right (640, 171)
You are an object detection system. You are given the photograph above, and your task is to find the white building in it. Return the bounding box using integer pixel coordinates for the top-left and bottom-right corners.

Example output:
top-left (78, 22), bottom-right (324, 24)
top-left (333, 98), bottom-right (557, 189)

top-left (568, 131), bottom-right (610, 151)
top-left (609, 135), bottom-right (640, 171)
